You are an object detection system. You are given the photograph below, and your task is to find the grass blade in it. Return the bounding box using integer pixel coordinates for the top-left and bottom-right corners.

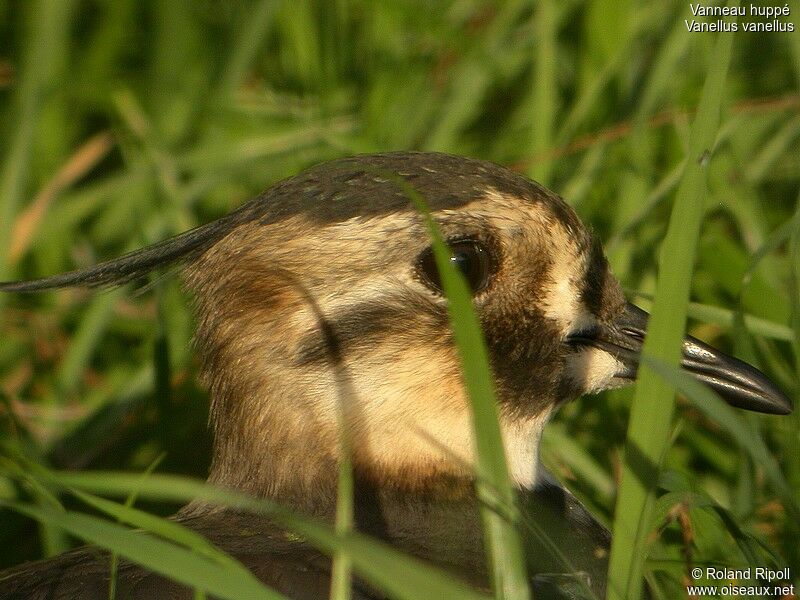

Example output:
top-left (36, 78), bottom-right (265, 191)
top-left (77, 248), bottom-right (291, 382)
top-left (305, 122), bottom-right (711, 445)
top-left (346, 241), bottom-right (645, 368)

top-left (607, 15), bottom-right (737, 600)
top-left (0, 0), bottom-right (75, 293)
top-left (391, 177), bottom-right (530, 600)
top-left (27, 470), bottom-right (493, 600)
top-left (2, 502), bottom-right (285, 600)
top-left (642, 357), bottom-right (799, 521)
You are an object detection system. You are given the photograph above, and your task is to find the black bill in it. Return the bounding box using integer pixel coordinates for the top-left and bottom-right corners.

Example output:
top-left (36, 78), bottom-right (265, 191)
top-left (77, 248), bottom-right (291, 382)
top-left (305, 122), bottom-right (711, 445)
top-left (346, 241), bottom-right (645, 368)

top-left (567, 302), bottom-right (793, 415)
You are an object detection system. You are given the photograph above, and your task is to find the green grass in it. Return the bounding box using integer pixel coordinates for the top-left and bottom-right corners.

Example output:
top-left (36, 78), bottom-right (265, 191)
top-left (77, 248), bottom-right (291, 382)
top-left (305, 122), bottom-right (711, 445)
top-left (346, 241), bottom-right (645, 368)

top-left (1, 1), bottom-right (798, 599)
top-left (608, 15), bottom-right (736, 599)
top-left (6, 470), bottom-right (493, 600)
top-left (397, 176), bottom-right (529, 600)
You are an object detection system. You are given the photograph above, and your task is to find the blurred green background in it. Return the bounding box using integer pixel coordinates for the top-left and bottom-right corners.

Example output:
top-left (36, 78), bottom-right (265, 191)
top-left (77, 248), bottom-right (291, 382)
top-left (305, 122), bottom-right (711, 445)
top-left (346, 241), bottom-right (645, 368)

top-left (0, 0), bottom-right (798, 596)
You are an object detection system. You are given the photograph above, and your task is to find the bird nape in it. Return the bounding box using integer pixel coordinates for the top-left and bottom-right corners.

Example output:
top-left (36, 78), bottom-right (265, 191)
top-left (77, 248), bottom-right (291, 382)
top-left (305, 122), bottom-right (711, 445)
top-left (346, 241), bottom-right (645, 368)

top-left (0, 152), bottom-right (792, 600)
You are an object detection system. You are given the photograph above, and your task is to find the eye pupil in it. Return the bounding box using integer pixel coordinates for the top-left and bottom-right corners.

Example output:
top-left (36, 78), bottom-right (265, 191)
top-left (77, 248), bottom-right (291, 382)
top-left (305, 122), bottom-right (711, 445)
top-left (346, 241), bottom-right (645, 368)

top-left (451, 250), bottom-right (475, 280)
top-left (417, 240), bottom-right (492, 295)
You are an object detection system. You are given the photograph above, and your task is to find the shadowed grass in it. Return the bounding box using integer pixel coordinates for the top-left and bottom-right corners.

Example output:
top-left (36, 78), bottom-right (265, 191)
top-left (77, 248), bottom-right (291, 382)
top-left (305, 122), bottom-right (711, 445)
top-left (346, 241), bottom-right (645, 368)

top-left (2, 470), bottom-right (493, 600)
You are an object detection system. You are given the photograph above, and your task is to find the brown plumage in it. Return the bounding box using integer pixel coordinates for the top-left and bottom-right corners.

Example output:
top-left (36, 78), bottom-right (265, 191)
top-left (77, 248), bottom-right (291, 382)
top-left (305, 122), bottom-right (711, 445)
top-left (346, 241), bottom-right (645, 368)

top-left (0, 152), bottom-right (791, 599)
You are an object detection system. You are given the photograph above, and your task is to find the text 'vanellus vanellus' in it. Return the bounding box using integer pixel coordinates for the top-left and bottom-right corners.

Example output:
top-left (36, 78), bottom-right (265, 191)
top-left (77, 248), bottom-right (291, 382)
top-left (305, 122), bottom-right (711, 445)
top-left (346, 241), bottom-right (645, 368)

top-left (0, 152), bottom-right (792, 599)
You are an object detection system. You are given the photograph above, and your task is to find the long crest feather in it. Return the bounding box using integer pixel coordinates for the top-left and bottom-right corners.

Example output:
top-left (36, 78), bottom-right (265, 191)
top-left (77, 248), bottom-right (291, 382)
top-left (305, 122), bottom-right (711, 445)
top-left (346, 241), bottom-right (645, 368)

top-left (0, 202), bottom-right (260, 293)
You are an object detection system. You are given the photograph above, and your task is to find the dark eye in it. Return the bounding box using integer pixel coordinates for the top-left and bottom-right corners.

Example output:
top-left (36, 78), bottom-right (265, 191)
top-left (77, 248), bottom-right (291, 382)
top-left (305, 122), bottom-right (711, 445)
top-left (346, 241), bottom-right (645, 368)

top-left (417, 240), bottom-right (493, 295)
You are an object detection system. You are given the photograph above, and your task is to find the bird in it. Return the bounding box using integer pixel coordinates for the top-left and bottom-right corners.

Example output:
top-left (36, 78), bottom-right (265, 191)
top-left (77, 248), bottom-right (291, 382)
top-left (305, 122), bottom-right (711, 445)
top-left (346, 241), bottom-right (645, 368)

top-left (0, 152), bottom-right (792, 599)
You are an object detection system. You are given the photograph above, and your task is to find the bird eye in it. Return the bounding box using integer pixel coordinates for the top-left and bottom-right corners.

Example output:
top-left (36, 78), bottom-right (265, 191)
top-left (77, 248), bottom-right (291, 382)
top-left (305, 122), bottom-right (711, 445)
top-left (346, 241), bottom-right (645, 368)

top-left (417, 240), bottom-right (492, 295)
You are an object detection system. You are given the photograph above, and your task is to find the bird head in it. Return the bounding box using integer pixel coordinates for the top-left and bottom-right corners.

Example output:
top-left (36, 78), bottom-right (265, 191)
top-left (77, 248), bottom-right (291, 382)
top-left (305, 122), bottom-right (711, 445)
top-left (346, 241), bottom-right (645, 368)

top-left (1, 152), bottom-right (790, 507)
top-left (172, 153), bottom-right (790, 502)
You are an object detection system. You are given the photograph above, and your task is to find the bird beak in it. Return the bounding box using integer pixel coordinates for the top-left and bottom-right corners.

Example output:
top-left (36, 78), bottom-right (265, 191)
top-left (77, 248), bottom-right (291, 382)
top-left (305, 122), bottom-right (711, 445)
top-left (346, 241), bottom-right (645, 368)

top-left (566, 302), bottom-right (793, 415)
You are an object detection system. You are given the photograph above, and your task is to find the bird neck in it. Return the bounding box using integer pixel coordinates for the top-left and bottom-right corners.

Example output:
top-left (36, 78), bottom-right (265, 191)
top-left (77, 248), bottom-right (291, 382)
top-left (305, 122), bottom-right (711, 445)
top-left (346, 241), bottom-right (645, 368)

top-left (203, 403), bottom-right (550, 518)
top-left (204, 425), bottom-right (479, 517)
top-left (200, 367), bottom-right (554, 516)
